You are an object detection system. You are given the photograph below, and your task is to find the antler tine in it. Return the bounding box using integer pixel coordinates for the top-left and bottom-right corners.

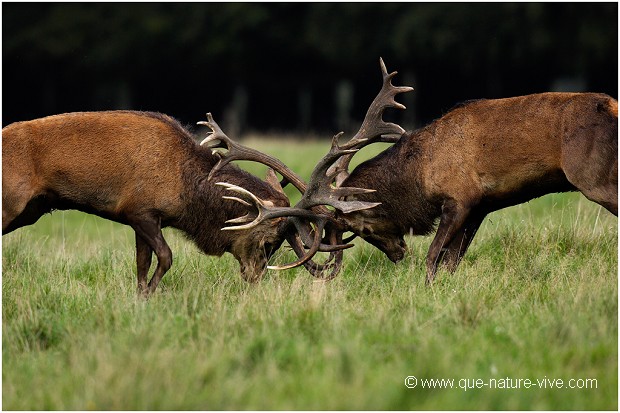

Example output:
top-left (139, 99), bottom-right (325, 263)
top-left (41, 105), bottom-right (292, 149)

top-left (216, 182), bottom-right (331, 231)
top-left (197, 113), bottom-right (243, 181)
top-left (217, 182), bottom-right (288, 231)
top-left (325, 133), bottom-right (401, 187)
top-left (198, 114), bottom-right (308, 191)
top-left (197, 112), bottom-right (230, 147)
top-left (267, 218), bottom-right (325, 271)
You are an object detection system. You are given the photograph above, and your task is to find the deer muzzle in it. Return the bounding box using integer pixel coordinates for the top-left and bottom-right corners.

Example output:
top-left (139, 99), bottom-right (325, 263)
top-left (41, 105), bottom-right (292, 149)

top-left (239, 257), bottom-right (268, 283)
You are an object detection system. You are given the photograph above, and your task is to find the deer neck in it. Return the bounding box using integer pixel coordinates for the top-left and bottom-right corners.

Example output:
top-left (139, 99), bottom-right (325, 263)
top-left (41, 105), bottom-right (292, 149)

top-left (342, 132), bottom-right (440, 238)
top-left (173, 148), bottom-right (247, 256)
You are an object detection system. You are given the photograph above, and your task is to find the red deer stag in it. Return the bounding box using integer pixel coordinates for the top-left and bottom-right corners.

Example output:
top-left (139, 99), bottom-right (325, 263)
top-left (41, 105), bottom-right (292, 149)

top-left (2, 59), bottom-right (412, 294)
top-left (1, 111), bottom-right (303, 296)
top-left (328, 92), bottom-right (618, 283)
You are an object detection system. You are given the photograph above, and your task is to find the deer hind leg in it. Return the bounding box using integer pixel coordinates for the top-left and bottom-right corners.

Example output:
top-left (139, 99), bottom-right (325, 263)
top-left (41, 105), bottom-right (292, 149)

top-left (130, 216), bottom-right (172, 297)
top-left (426, 199), bottom-right (472, 284)
top-left (564, 151), bottom-right (618, 216)
top-left (580, 181), bottom-right (618, 216)
top-left (562, 113), bottom-right (618, 216)
top-left (440, 210), bottom-right (487, 273)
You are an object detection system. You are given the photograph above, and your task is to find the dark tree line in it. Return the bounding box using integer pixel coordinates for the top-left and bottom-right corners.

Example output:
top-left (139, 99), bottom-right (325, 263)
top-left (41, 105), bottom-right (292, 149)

top-left (3, 3), bottom-right (617, 135)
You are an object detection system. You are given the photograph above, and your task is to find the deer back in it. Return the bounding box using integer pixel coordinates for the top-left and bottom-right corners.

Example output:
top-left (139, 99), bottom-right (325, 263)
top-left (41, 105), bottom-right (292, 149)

top-left (2, 111), bottom-right (288, 249)
top-left (3, 111), bottom-right (199, 218)
top-left (416, 92), bottom-right (617, 205)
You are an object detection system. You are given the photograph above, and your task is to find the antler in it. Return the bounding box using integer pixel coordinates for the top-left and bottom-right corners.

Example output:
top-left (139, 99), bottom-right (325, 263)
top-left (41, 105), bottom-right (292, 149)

top-left (216, 182), bottom-right (319, 230)
top-left (295, 57), bottom-right (413, 213)
top-left (198, 113), bottom-right (308, 192)
top-left (216, 182), bottom-right (353, 271)
top-left (343, 57), bottom-right (413, 148)
top-left (285, 222), bottom-right (345, 280)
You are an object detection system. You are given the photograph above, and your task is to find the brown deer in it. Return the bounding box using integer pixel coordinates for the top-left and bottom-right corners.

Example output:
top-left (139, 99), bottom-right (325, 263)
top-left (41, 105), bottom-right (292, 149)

top-left (328, 91), bottom-right (618, 283)
top-left (2, 59), bottom-right (412, 294)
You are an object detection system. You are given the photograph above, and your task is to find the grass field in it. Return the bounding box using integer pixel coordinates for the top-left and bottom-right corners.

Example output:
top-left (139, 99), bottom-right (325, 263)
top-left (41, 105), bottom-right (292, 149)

top-left (2, 138), bottom-right (618, 410)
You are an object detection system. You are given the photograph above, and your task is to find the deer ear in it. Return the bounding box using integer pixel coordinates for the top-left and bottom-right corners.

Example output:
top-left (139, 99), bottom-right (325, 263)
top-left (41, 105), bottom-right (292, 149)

top-left (265, 168), bottom-right (285, 194)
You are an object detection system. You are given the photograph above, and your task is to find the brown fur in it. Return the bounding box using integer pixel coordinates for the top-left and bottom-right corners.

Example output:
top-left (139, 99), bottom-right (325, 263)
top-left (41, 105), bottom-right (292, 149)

top-left (341, 92), bottom-right (618, 283)
top-left (2, 111), bottom-right (289, 295)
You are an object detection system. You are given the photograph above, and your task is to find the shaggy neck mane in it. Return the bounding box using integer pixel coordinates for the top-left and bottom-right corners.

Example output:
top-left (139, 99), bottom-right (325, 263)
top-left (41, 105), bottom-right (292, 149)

top-left (345, 129), bottom-right (441, 236)
top-left (172, 144), bottom-right (286, 256)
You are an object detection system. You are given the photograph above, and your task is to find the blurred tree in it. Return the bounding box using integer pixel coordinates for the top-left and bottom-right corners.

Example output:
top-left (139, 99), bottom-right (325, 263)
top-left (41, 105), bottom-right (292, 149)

top-left (2, 3), bottom-right (617, 134)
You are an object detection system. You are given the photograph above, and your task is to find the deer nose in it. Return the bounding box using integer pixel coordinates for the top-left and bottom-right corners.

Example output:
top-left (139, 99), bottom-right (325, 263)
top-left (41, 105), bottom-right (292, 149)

top-left (387, 248), bottom-right (406, 263)
top-left (381, 238), bottom-right (406, 263)
top-left (239, 259), bottom-right (267, 283)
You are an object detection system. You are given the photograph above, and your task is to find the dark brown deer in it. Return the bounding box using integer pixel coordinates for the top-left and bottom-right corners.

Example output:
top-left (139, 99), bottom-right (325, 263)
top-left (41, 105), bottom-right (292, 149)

top-left (329, 92), bottom-right (618, 283)
top-left (2, 59), bottom-right (412, 294)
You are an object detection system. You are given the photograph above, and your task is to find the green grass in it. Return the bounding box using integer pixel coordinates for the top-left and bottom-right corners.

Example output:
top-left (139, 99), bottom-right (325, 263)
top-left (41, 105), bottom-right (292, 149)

top-left (2, 138), bottom-right (618, 410)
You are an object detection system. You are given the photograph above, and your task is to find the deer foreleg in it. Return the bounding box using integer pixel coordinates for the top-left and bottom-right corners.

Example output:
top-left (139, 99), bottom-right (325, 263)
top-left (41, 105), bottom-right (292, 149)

top-left (426, 200), bottom-right (471, 284)
top-left (135, 233), bottom-right (153, 295)
top-left (130, 217), bottom-right (172, 297)
top-left (440, 210), bottom-right (487, 273)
